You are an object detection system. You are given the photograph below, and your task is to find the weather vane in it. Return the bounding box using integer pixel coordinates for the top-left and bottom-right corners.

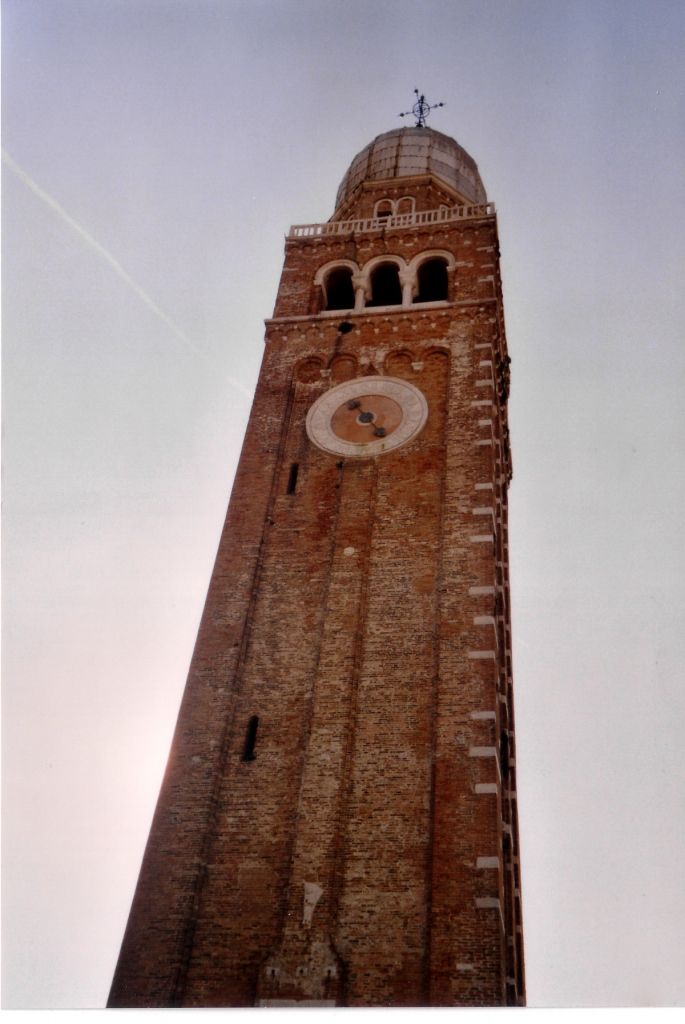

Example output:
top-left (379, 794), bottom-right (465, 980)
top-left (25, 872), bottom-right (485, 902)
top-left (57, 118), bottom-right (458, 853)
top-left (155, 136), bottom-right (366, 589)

top-left (399, 89), bottom-right (445, 128)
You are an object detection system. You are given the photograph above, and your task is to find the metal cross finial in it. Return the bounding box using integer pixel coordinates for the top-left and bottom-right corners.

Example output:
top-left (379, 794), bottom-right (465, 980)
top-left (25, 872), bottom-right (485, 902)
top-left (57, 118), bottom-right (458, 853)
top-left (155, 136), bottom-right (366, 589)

top-left (399, 89), bottom-right (445, 128)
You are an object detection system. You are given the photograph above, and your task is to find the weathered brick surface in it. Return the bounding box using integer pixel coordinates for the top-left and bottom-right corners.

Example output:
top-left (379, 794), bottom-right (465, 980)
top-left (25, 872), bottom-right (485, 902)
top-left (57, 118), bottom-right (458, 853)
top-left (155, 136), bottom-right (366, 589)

top-left (332, 176), bottom-right (469, 223)
top-left (108, 165), bottom-right (524, 1008)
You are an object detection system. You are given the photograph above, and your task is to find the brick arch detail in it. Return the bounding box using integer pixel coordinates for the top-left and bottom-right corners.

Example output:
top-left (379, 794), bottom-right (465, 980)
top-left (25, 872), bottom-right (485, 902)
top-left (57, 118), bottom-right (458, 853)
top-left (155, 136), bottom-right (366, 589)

top-left (328, 353), bottom-right (358, 383)
top-left (360, 253), bottom-right (407, 277)
top-left (293, 356), bottom-right (325, 383)
top-left (420, 345), bottom-right (451, 359)
top-left (357, 254), bottom-right (408, 306)
top-left (384, 350), bottom-right (416, 380)
top-left (407, 249), bottom-right (456, 274)
top-left (313, 259), bottom-right (360, 287)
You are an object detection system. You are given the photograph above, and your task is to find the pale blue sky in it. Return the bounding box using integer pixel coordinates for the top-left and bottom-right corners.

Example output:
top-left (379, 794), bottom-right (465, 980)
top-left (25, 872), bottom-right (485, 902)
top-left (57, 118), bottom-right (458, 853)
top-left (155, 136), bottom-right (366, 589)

top-left (3, 0), bottom-right (684, 1010)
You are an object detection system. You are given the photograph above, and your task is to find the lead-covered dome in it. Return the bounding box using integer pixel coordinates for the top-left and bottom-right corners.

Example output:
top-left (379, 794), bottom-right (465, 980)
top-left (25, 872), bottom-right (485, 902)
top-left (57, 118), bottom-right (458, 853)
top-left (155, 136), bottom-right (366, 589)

top-left (335, 127), bottom-right (487, 212)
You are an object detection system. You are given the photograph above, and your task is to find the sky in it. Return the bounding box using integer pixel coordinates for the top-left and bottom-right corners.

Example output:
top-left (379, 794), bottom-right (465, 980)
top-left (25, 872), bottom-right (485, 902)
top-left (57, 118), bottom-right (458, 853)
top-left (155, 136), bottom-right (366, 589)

top-left (2, 0), bottom-right (684, 1011)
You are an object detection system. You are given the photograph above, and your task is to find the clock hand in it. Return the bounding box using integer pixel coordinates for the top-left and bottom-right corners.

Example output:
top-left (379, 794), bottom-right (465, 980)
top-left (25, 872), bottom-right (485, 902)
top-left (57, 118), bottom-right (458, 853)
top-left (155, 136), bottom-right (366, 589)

top-left (346, 400), bottom-right (386, 437)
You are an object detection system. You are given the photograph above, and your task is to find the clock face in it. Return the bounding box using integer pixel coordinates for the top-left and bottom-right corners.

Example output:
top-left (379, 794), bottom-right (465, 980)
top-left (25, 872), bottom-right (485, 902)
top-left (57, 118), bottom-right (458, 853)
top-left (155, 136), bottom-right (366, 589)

top-left (306, 376), bottom-right (428, 458)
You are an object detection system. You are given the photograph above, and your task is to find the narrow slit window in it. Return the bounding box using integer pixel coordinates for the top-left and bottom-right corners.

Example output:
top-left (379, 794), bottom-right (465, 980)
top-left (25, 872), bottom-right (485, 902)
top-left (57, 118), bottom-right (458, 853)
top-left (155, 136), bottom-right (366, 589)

top-left (286, 463), bottom-right (299, 494)
top-left (242, 716), bottom-right (259, 762)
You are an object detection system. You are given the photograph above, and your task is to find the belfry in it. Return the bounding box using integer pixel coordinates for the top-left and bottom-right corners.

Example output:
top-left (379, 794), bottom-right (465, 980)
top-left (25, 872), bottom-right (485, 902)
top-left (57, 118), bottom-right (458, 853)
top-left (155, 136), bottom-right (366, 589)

top-left (109, 124), bottom-right (525, 1007)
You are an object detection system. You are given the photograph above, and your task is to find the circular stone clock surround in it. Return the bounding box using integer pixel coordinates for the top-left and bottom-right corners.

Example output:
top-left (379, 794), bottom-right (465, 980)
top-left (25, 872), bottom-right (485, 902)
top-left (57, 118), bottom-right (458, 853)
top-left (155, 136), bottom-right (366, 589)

top-left (306, 376), bottom-right (428, 458)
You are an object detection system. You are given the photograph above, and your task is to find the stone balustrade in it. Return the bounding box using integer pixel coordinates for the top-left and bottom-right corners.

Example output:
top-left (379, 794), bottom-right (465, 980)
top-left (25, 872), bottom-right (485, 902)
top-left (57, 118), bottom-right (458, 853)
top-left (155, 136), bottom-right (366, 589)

top-left (289, 202), bottom-right (496, 238)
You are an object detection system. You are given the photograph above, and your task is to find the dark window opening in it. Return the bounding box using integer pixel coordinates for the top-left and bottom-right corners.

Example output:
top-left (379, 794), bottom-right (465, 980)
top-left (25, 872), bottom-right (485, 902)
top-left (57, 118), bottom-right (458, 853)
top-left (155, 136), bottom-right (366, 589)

top-left (368, 264), bottom-right (402, 307)
top-left (376, 201), bottom-right (393, 220)
top-left (415, 259), bottom-right (449, 303)
top-left (242, 716), bottom-right (259, 761)
top-left (325, 269), bottom-right (355, 311)
top-left (286, 462), bottom-right (299, 495)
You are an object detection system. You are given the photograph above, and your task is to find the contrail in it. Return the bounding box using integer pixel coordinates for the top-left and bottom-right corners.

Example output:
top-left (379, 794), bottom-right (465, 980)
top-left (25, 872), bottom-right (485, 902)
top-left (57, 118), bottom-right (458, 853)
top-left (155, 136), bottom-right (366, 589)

top-left (3, 149), bottom-right (192, 347)
top-left (3, 148), bottom-right (253, 399)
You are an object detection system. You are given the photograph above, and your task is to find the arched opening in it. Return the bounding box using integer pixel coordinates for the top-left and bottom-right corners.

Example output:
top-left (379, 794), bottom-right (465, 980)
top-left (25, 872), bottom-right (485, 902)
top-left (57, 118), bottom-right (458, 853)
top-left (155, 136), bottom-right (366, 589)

top-left (396, 197), bottom-right (415, 215)
top-left (368, 263), bottom-right (402, 307)
top-left (414, 259), bottom-right (449, 303)
top-left (385, 350), bottom-right (414, 378)
top-left (325, 267), bottom-right (355, 311)
top-left (375, 199), bottom-right (393, 220)
top-left (295, 358), bottom-right (323, 383)
top-left (330, 354), bottom-right (357, 382)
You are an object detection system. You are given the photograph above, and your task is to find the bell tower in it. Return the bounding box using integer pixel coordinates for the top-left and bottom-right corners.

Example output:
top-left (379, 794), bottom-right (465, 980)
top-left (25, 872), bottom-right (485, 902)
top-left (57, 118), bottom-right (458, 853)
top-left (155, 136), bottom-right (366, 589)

top-left (108, 125), bottom-right (525, 1008)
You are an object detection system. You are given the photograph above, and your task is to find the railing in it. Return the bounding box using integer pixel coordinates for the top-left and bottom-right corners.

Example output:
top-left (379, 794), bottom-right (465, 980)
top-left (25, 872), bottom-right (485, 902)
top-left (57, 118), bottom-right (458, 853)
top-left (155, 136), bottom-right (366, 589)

top-left (289, 203), bottom-right (495, 238)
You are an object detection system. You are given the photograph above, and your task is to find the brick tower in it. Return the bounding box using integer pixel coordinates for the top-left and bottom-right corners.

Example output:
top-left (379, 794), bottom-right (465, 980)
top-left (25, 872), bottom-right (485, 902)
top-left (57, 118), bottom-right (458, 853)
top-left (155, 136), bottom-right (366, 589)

top-left (108, 126), bottom-right (525, 1008)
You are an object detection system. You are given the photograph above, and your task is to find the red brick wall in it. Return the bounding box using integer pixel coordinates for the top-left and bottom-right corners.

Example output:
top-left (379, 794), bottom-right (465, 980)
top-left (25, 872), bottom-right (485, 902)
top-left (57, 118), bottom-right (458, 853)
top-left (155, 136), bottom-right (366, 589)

top-left (108, 181), bottom-right (524, 1008)
top-left (332, 176), bottom-right (470, 221)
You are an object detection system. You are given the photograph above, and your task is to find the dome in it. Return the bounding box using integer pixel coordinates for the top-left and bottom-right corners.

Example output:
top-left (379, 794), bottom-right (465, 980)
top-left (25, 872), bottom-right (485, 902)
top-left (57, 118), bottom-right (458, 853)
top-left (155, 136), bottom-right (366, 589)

top-left (335, 126), bottom-right (487, 212)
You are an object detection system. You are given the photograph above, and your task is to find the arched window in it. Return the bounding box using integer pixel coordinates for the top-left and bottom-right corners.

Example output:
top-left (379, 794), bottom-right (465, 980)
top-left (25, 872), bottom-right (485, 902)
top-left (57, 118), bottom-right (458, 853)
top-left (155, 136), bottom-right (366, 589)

top-left (415, 258), bottom-right (449, 303)
top-left (324, 267), bottom-right (355, 311)
top-left (396, 197), bottom-right (415, 216)
top-left (368, 263), bottom-right (402, 307)
top-left (374, 199), bottom-right (394, 220)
